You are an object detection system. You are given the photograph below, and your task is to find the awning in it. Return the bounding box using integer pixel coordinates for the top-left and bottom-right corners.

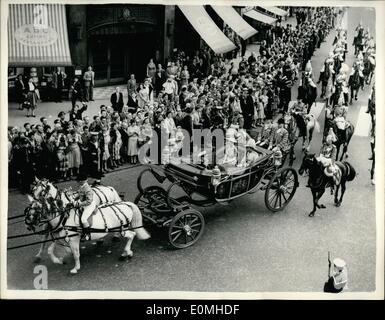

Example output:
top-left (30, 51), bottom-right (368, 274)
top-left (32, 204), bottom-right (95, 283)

top-left (243, 10), bottom-right (277, 25)
top-left (8, 4), bottom-right (72, 67)
top-left (258, 6), bottom-right (288, 17)
top-left (211, 6), bottom-right (257, 40)
top-left (178, 5), bottom-right (236, 54)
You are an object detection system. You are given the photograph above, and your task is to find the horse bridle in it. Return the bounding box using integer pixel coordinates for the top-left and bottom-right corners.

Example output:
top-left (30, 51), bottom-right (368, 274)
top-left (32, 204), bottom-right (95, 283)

top-left (31, 179), bottom-right (51, 199)
top-left (25, 188), bottom-right (74, 232)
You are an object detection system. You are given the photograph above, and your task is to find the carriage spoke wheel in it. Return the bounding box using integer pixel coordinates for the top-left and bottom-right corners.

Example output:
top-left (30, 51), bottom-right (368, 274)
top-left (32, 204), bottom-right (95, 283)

top-left (134, 186), bottom-right (173, 215)
top-left (265, 168), bottom-right (298, 212)
top-left (168, 209), bottom-right (205, 249)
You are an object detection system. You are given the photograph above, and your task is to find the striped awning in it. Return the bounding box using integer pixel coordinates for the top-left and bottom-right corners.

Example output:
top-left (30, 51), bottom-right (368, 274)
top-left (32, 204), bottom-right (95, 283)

top-left (8, 4), bottom-right (72, 67)
top-left (259, 6), bottom-right (288, 17)
top-left (211, 6), bottom-right (257, 40)
top-left (178, 5), bottom-right (236, 54)
top-left (243, 9), bottom-right (277, 25)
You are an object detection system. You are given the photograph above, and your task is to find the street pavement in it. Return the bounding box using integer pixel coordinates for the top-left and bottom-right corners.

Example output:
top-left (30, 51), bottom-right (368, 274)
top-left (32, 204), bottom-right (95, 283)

top-left (6, 7), bottom-right (376, 292)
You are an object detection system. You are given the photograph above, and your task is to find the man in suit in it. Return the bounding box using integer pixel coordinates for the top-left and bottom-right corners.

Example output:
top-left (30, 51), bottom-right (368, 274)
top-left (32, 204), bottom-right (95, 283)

top-left (127, 74), bottom-right (137, 97)
top-left (110, 87), bottom-right (124, 113)
top-left (52, 67), bottom-right (67, 103)
top-left (269, 118), bottom-right (291, 166)
top-left (83, 66), bottom-right (95, 102)
top-left (15, 74), bottom-right (26, 110)
top-left (71, 77), bottom-right (83, 108)
top-left (154, 66), bottom-right (167, 96)
top-left (242, 88), bottom-right (255, 130)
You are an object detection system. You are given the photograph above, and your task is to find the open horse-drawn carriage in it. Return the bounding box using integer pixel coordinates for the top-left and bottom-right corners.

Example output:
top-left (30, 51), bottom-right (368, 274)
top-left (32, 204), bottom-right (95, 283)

top-left (135, 145), bottom-right (299, 248)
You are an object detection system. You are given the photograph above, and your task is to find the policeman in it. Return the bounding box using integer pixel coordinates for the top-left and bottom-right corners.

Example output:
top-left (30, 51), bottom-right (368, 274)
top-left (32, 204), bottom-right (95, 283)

top-left (74, 172), bottom-right (94, 240)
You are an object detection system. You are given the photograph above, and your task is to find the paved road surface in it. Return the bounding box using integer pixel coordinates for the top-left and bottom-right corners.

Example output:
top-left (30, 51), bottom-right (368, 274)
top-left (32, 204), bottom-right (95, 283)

top-left (6, 7), bottom-right (376, 292)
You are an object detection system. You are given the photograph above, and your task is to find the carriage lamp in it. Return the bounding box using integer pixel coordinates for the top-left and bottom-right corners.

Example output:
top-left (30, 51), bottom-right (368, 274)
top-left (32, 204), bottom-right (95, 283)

top-left (211, 166), bottom-right (222, 186)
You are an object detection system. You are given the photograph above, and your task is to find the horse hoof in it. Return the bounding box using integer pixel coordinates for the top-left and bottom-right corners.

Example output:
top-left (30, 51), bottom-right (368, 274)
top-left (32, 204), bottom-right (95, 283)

top-left (70, 269), bottom-right (78, 275)
top-left (336, 202), bottom-right (341, 207)
top-left (319, 204), bottom-right (326, 209)
top-left (309, 213), bottom-right (315, 217)
top-left (119, 255), bottom-right (131, 261)
top-left (33, 257), bottom-right (42, 263)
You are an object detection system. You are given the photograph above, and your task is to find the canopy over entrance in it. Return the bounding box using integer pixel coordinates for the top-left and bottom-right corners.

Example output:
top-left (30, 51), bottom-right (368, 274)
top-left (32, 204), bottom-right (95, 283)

top-left (8, 4), bottom-right (72, 66)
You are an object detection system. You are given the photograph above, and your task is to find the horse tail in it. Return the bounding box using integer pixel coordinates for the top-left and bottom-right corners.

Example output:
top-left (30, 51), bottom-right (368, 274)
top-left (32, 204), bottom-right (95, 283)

top-left (344, 161), bottom-right (356, 181)
top-left (129, 203), bottom-right (151, 240)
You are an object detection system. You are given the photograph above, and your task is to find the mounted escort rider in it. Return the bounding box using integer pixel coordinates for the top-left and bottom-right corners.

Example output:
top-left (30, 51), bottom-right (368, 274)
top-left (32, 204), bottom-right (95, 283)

top-left (348, 61), bottom-right (364, 104)
top-left (318, 52), bottom-right (335, 101)
top-left (316, 134), bottom-right (339, 194)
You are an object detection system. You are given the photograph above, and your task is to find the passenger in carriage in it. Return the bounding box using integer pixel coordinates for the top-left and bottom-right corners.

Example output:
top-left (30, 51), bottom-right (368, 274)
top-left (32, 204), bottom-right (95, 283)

top-left (268, 118), bottom-right (291, 167)
top-left (245, 139), bottom-right (260, 166)
top-left (256, 119), bottom-right (273, 148)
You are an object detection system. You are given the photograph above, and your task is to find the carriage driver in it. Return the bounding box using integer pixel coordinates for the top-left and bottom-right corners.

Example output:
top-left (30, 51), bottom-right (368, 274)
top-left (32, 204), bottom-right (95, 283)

top-left (74, 172), bottom-right (94, 240)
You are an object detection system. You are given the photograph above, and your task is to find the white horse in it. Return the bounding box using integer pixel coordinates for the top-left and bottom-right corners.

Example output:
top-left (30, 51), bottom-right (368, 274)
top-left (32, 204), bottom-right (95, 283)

top-left (31, 177), bottom-right (121, 204)
top-left (29, 178), bottom-right (122, 262)
top-left (26, 190), bottom-right (150, 274)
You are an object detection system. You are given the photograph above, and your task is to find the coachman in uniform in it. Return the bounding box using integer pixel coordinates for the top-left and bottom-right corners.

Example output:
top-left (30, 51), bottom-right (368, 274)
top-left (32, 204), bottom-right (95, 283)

top-left (74, 173), bottom-right (94, 241)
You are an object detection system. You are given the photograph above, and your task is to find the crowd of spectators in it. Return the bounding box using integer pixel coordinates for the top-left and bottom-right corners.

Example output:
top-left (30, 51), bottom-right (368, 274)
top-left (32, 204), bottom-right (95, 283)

top-left (8, 7), bottom-right (337, 193)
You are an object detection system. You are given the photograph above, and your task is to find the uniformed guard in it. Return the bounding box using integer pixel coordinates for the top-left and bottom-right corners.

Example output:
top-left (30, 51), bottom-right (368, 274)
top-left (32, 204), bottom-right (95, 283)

top-left (74, 172), bottom-right (94, 240)
top-left (324, 256), bottom-right (348, 293)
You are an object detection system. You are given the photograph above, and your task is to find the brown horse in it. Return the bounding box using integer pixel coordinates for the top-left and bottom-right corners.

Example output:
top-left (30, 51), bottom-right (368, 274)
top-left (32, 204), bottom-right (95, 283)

top-left (298, 153), bottom-right (356, 217)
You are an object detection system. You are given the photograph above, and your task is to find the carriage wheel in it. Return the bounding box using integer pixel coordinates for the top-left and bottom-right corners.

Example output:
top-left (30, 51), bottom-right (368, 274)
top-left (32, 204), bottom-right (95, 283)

top-left (265, 168), bottom-right (298, 212)
top-left (134, 186), bottom-right (173, 215)
top-left (168, 209), bottom-right (205, 249)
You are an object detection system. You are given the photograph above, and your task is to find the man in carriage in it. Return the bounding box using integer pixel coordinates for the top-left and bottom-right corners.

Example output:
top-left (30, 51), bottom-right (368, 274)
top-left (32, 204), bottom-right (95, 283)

top-left (256, 119), bottom-right (274, 148)
top-left (268, 118), bottom-right (291, 167)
